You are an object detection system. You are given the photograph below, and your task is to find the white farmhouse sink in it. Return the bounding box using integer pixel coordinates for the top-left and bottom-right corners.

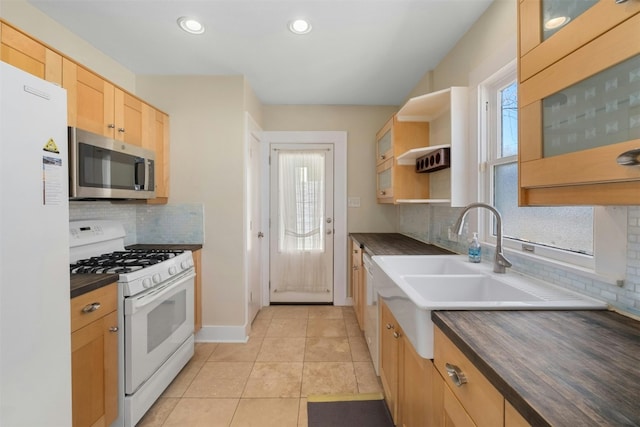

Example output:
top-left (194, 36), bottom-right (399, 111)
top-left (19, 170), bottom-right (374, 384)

top-left (371, 255), bottom-right (607, 359)
top-left (369, 255), bottom-right (479, 275)
top-left (402, 274), bottom-right (545, 306)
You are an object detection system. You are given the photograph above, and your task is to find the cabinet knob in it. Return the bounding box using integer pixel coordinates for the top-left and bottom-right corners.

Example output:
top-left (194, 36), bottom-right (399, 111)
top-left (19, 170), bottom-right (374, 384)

top-left (393, 331), bottom-right (400, 339)
top-left (445, 363), bottom-right (468, 387)
top-left (381, 154), bottom-right (386, 160)
top-left (107, 124), bottom-right (115, 129)
top-left (81, 302), bottom-right (101, 313)
top-left (109, 326), bottom-right (119, 333)
top-left (118, 127), bottom-right (126, 133)
top-left (385, 323), bottom-right (394, 330)
top-left (616, 148), bottom-right (640, 166)
top-left (380, 191), bottom-right (386, 196)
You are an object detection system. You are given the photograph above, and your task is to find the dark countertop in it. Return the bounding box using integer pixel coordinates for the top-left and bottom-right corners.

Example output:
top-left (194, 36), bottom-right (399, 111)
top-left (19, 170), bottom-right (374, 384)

top-left (349, 233), bottom-right (453, 256)
top-left (70, 274), bottom-right (119, 299)
top-left (126, 243), bottom-right (203, 251)
top-left (432, 310), bottom-right (640, 426)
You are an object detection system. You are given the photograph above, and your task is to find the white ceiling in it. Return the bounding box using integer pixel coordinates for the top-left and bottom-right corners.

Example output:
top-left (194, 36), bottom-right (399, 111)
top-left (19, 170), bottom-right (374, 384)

top-left (28, 0), bottom-right (493, 105)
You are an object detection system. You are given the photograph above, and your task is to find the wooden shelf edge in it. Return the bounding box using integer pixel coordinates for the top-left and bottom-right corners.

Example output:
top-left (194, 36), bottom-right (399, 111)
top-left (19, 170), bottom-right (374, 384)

top-left (397, 144), bottom-right (451, 165)
top-left (396, 86), bottom-right (467, 122)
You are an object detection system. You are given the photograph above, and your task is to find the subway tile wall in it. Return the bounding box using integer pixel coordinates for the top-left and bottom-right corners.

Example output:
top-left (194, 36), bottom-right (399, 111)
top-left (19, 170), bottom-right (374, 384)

top-left (399, 204), bottom-right (640, 317)
top-left (69, 202), bottom-right (204, 246)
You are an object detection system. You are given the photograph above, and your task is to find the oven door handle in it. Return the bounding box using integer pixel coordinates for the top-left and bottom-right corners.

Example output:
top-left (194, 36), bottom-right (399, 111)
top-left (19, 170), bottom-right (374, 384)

top-left (126, 269), bottom-right (195, 315)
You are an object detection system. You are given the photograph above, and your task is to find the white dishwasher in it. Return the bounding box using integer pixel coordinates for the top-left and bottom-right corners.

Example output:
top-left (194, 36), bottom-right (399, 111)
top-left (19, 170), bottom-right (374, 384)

top-left (362, 252), bottom-right (379, 375)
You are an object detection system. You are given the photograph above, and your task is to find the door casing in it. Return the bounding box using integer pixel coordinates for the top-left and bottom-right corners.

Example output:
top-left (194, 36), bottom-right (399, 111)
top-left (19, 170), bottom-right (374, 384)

top-left (260, 131), bottom-right (348, 306)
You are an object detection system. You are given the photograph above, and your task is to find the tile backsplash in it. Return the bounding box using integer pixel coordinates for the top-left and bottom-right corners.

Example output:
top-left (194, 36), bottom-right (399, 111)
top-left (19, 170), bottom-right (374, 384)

top-left (70, 202), bottom-right (204, 246)
top-left (399, 204), bottom-right (640, 317)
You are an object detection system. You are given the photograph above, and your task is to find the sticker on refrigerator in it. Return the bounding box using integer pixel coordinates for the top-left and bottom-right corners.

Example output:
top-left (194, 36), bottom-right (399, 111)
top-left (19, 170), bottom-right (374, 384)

top-left (43, 138), bottom-right (60, 154)
top-left (43, 156), bottom-right (63, 205)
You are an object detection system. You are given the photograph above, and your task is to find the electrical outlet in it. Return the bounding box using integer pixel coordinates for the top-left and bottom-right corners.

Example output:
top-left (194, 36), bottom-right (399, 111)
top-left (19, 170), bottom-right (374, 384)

top-left (348, 197), bottom-right (361, 208)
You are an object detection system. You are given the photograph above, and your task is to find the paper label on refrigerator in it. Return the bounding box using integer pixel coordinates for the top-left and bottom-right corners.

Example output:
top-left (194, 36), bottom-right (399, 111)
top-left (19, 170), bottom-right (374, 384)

top-left (42, 156), bottom-right (63, 205)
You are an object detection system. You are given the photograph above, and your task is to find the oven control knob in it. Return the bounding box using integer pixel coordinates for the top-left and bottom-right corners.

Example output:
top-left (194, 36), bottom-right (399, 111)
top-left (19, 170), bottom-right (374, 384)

top-left (169, 266), bottom-right (178, 276)
top-left (181, 260), bottom-right (190, 269)
top-left (142, 278), bottom-right (153, 288)
top-left (152, 274), bottom-right (161, 284)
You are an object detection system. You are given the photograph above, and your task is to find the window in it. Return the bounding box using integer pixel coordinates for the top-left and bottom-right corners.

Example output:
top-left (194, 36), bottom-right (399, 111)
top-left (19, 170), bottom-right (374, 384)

top-left (480, 61), bottom-right (626, 277)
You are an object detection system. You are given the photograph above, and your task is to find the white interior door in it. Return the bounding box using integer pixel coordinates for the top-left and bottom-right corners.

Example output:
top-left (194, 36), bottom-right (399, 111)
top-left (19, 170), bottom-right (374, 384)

top-left (269, 143), bottom-right (334, 303)
top-left (246, 114), bottom-right (262, 323)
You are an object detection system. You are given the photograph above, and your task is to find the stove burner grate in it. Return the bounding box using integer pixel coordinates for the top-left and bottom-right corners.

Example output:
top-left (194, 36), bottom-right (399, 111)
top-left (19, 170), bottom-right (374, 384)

top-left (70, 249), bottom-right (185, 275)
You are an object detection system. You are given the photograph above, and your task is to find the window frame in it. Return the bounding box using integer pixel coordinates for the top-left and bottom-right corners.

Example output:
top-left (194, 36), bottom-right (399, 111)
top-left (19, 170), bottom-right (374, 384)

top-left (478, 60), bottom-right (627, 282)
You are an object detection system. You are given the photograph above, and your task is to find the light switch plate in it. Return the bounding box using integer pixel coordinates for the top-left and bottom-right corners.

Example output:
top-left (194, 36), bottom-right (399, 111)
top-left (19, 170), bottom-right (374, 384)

top-left (348, 197), bottom-right (361, 208)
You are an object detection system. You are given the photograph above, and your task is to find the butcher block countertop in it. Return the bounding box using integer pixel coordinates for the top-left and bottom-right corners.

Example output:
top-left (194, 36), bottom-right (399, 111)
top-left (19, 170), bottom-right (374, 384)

top-left (349, 232), bottom-right (453, 256)
top-left (433, 310), bottom-right (640, 426)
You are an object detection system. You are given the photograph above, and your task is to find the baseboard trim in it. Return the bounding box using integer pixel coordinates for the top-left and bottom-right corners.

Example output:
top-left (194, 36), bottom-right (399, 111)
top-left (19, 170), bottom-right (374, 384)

top-left (195, 324), bottom-right (249, 343)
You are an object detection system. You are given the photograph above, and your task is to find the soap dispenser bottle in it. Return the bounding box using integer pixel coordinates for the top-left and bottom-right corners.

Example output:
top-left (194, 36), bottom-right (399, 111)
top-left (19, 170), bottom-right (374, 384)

top-left (468, 232), bottom-right (481, 263)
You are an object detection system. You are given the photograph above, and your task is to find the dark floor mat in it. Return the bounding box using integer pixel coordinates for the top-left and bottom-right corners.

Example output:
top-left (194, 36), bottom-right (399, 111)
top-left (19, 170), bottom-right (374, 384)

top-left (307, 396), bottom-right (394, 427)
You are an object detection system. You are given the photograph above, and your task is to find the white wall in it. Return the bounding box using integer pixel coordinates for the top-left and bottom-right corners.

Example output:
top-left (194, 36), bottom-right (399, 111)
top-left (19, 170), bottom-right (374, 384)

top-left (136, 75), bottom-right (249, 328)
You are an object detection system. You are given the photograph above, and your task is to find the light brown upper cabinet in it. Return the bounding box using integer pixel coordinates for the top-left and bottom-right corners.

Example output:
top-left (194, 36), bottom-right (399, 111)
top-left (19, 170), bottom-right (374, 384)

top-left (0, 21), bottom-right (62, 85)
top-left (143, 108), bottom-right (170, 202)
top-left (518, 0), bottom-right (640, 205)
top-left (63, 60), bottom-right (145, 146)
top-left (375, 115), bottom-right (430, 203)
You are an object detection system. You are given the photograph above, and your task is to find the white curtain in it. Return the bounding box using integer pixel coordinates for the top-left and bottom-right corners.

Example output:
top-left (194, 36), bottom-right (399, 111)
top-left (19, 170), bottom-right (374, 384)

top-left (275, 150), bottom-right (327, 293)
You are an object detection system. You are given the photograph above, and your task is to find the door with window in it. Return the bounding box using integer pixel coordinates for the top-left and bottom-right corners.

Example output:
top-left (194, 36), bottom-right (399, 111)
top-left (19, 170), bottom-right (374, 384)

top-left (269, 144), bottom-right (334, 303)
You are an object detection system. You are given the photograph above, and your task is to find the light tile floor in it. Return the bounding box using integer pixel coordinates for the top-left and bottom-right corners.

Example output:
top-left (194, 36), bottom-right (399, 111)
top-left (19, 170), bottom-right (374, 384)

top-left (137, 305), bottom-right (382, 427)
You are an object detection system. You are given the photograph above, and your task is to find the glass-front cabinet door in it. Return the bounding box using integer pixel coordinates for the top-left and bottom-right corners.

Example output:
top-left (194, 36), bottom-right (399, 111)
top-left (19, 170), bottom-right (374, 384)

top-left (376, 158), bottom-right (394, 203)
top-left (519, 0), bottom-right (640, 82)
top-left (518, 7), bottom-right (640, 205)
top-left (376, 119), bottom-right (393, 165)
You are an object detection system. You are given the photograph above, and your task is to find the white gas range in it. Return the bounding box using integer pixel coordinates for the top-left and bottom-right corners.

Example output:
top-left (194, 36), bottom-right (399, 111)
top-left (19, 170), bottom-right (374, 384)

top-left (70, 220), bottom-right (195, 427)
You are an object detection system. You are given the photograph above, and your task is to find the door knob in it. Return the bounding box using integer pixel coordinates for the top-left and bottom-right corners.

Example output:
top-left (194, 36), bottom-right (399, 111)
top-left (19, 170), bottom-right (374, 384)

top-left (258, 232), bottom-right (264, 238)
top-left (326, 218), bottom-right (332, 223)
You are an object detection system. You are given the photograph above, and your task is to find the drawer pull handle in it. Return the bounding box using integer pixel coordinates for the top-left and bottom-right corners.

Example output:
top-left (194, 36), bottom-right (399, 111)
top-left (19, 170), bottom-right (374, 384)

top-left (615, 0), bottom-right (629, 4)
top-left (82, 302), bottom-right (101, 313)
top-left (616, 149), bottom-right (640, 166)
top-left (445, 363), bottom-right (467, 387)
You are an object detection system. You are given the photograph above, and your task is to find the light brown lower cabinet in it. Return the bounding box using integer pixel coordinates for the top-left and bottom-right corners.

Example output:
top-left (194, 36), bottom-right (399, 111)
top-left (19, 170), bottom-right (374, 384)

top-left (351, 238), bottom-right (364, 330)
top-left (433, 327), bottom-right (531, 427)
top-left (379, 305), bottom-right (532, 427)
top-left (70, 283), bottom-right (118, 427)
top-left (379, 300), bottom-right (436, 427)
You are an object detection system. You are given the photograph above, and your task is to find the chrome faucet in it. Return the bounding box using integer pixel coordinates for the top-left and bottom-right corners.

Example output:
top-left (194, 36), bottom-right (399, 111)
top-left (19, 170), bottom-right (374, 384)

top-left (452, 202), bottom-right (512, 274)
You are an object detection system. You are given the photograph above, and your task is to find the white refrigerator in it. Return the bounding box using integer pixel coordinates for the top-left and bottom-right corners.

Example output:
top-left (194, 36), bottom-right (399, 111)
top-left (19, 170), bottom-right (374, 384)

top-left (0, 62), bottom-right (72, 426)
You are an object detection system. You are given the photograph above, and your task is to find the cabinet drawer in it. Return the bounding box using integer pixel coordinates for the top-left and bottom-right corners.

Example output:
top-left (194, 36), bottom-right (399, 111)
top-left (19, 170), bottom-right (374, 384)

top-left (71, 283), bottom-right (117, 332)
top-left (434, 327), bottom-right (503, 427)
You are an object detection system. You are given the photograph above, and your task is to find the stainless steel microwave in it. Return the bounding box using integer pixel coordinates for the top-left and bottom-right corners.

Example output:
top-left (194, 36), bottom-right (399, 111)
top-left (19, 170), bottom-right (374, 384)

top-left (68, 127), bottom-right (155, 200)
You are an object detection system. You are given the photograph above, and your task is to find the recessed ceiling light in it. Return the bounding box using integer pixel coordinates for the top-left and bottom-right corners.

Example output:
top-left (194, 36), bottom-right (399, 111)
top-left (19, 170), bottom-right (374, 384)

top-left (177, 16), bottom-right (205, 35)
top-left (544, 16), bottom-right (570, 31)
top-left (289, 19), bottom-right (312, 35)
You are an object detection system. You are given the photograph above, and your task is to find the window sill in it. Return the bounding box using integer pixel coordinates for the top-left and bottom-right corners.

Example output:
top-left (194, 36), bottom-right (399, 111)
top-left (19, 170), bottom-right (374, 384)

top-left (501, 245), bottom-right (624, 287)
